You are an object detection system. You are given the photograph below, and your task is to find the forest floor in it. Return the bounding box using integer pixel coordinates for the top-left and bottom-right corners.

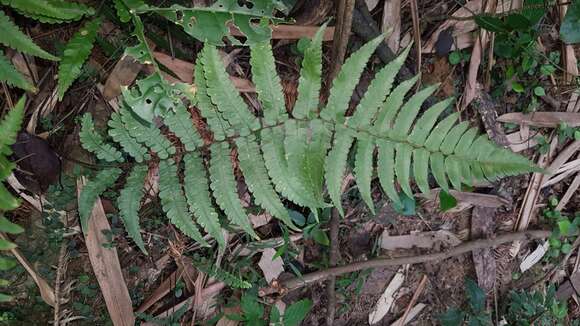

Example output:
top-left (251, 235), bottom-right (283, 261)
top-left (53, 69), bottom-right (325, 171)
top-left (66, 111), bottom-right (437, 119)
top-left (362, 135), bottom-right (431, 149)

top-left (1, 0), bottom-right (580, 325)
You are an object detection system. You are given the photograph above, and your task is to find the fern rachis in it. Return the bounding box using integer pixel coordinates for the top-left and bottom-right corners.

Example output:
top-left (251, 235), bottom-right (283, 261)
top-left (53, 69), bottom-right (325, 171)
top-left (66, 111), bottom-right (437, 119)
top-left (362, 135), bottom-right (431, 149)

top-left (79, 24), bottom-right (539, 252)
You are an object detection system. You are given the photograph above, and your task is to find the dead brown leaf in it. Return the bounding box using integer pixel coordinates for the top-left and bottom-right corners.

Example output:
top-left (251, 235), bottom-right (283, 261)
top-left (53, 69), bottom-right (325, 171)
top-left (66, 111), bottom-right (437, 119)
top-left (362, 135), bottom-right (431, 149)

top-left (76, 178), bottom-right (135, 326)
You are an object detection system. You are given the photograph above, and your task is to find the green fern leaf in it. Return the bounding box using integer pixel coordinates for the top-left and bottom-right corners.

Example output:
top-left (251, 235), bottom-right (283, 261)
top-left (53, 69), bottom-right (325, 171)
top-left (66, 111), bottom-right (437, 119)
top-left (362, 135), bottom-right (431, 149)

top-left (164, 106), bottom-right (203, 151)
top-left (377, 141), bottom-right (400, 206)
top-left (78, 168), bottom-right (122, 232)
top-left (407, 99), bottom-right (453, 146)
top-left (209, 142), bottom-right (258, 239)
top-left (183, 152), bottom-right (226, 251)
top-left (0, 215), bottom-right (23, 234)
top-left (1, 0), bottom-right (94, 23)
top-left (118, 165), bottom-right (148, 254)
top-left (250, 41), bottom-right (287, 125)
top-left (158, 159), bottom-right (208, 246)
top-left (390, 84), bottom-right (439, 140)
top-left (119, 106), bottom-right (175, 159)
top-left (194, 60), bottom-right (231, 141)
top-left (394, 143), bottom-right (413, 197)
top-left (236, 135), bottom-right (297, 230)
top-left (354, 139), bottom-right (375, 213)
top-left (0, 96), bottom-right (25, 156)
top-left (430, 152), bottom-right (449, 191)
top-left (79, 113), bottom-right (124, 163)
top-left (0, 51), bottom-right (34, 92)
top-left (373, 75), bottom-right (420, 133)
top-left (261, 126), bottom-right (320, 210)
top-left (440, 121), bottom-right (469, 155)
top-left (348, 45), bottom-right (412, 128)
top-left (320, 35), bottom-right (384, 122)
top-left (195, 262), bottom-right (251, 289)
top-left (0, 10), bottom-right (58, 61)
top-left (412, 149), bottom-right (430, 194)
top-left (285, 120), bottom-right (330, 208)
top-left (291, 23), bottom-right (326, 120)
top-left (200, 44), bottom-right (260, 135)
top-left (107, 112), bottom-right (150, 163)
top-left (57, 19), bottom-right (100, 100)
top-left (324, 127), bottom-right (354, 216)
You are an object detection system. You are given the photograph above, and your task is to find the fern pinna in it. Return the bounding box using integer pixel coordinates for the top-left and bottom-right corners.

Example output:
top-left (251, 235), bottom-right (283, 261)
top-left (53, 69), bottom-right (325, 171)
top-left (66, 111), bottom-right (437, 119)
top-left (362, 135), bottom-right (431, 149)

top-left (79, 25), bottom-right (538, 253)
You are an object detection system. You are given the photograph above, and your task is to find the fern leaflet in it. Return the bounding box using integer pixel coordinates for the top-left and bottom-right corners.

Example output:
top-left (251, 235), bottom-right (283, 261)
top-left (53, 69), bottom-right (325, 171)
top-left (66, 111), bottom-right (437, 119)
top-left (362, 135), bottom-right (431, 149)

top-left (1, 0), bottom-right (94, 23)
top-left (183, 152), bottom-right (225, 251)
top-left (0, 51), bottom-right (34, 92)
top-left (158, 160), bottom-right (208, 246)
top-left (118, 165), bottom-right (148, 254)
top-left (119, 106), bottom-right (175, 159)
top-left (79, 113), bottom-right (124, 163)
top-left (57, 19), bottom-right (100, 100)
top-left (78, 168), bottom-right (122, 232)
top-left (209, 142), bottom-right (258, 239)
top-left (0, 10), bottom-right (58, 61)
top-left (107, 112), bottom-right (150, 163)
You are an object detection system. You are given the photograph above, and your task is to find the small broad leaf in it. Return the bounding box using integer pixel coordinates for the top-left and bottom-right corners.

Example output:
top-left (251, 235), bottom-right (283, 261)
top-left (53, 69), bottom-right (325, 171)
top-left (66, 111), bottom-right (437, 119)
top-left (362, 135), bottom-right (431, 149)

top-left (283, 299), bottom-right (313, 326)
top-left (465, 278), bottom-right (486, 312)
top-left (240, 294), bottom-right (264, 321)
top-left (439, 190), bottom-right (457, 212)
top-left (0, 256), bottom-right (16, 270)
top-left (474, 15), bottom-right (507, 32)
top-left (439, 308), bottom-right (465, 326)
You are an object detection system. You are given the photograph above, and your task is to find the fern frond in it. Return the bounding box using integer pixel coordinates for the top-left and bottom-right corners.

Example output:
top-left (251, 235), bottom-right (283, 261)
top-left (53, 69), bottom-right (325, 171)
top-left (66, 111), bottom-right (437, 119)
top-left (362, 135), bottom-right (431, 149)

top-left (285, 120), bottom-right (331, 209)
top-left (194, 60), bottom-right (231, 141)
top-left (78, 168), bottom-right (122, 232)
top-left (183, 152), bottom-right (225, 251)
top-left (119, 106), bottom-right (175, 159)
top-left (348, 45), bottom-right (412, 128)
top-left (292, 24), bottom-right (326, 120)
top-left (236, 135), bottom-right (297, 230)
top-left (0, 51), bottom-right (34, 92)
top-left (200, 44), bottom-right (260, 136)
top-left (118, 165), bottom-right (148, 254)
top-left (57, 19), bottom-right (100, 100)
top-left (158, 159), bottom-right (208, 246)
top-left (1, 0), bottom-right (94, 23)
top-left (324, 127), bottom-right (354, 216)
top-left (250, 41), bottom-right (287, 125)
top-left (164, 106), bottom-right (203, 152)
top-left (260, 127), bottom-right (320, 210)
top-left (320, 35), bottom-right (384, 122)
top-left (354, 139), bottom-right (375, 213)
top-left (195, 262), bottom-right (251, 289)
top-left (209, 142), bottom-right (258, 239)
top-left (107, 112), bottom-right (150, 163)
top-left (79, 113), bottom-right (124, 163)
top-left (0, 96), bottom-right (25, 156)
top-left (0, 10), bottom-right (58, 61)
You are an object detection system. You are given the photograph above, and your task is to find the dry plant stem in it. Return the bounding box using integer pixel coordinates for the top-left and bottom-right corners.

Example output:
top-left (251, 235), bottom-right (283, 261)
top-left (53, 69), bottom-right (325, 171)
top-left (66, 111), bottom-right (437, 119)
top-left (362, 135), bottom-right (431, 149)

top-left (276, 230), bottom-right (550, 292)
top-left (53, 242), bottom-right (67, 326)
top-left (409, 0), bottom-right (421, 76)
top-left (397, 275), bottom-right (427, 326)
top-left (325, 208), bottom-right (340, 325)
top-left (328, 0), bottom-right (356, 83)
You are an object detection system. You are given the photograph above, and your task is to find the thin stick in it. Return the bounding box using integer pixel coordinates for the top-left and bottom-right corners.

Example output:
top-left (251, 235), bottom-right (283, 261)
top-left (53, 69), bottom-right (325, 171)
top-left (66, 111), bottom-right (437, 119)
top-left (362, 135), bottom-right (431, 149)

top-left (397, 275), bottom-right (427, 326)
top-left (328, 0), bottom-right (356, 83)
top-left (267, 230), bottom-right (550, 293)
top-left (325, 208), bottom-right (340, 325)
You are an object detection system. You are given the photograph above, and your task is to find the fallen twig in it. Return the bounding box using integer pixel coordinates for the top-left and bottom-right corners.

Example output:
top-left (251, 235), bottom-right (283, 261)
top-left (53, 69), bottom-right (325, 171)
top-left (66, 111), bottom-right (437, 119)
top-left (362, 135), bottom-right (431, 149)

top-left (397, 275), bottom-right (427, 326)
top-left (262, 230), bottom-right (550, 294)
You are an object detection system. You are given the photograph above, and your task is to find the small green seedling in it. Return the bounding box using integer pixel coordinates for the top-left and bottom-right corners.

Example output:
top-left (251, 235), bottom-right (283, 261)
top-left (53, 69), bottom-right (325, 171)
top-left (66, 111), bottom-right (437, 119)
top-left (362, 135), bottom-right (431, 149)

top-left (439, 278), bottom-right (492, 326)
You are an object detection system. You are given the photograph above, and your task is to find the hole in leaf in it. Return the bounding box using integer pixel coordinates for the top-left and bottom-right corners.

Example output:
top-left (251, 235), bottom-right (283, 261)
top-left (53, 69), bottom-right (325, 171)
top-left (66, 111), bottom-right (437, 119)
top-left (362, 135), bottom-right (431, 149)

top-left (145, 98), bottom-right (152, 105)
top-left (176, 11), bottom-right (183, 20)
